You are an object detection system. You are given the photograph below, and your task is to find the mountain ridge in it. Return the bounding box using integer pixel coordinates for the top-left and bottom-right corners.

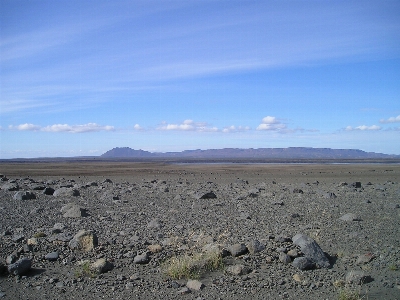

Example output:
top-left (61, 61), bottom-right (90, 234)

top-left (101, 147), bottom-right (399, 159)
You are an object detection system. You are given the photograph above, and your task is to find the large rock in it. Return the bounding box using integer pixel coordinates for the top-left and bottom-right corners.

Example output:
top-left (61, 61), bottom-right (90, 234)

top-left (13, 191), bottom-right (36, 200)
top-left (1, 183), bottom-right (19, 191)
top-left (7, 258), bottom-right (32, 276)
top-left (68, 230), bottom-right (98, 251)
top-left (292, 234), bottom-right (330, 268)
top-left (53, 187), bottom-right (80, 197)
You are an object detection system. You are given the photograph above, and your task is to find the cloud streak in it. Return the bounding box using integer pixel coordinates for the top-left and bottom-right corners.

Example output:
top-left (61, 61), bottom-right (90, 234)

top-left (380, 115), bottom-right (400, 124)
top-left (8, 123), bottom-right (115, 133)
top-left (157, 120), bottom-right (218, 132)
top-left (345, 125), bottom-right (381, 131)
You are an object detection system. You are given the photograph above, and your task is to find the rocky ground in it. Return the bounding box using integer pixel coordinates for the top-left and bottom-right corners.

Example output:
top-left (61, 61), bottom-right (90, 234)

top-left (0, 162), bottom-right (399, 300)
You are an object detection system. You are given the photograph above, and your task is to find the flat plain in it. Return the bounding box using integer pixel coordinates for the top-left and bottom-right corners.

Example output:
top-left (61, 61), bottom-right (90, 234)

top-left (0, 162), bottom-right (399, 299)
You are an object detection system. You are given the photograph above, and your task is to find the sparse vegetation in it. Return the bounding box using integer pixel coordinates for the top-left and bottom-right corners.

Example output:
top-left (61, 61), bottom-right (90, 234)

top-left (337, 288), bottom-right (361, 300)
top-left (162, 250), bottom-right (223, 279)
top-left (388, 264), bottom-right (398, 271)
top-left (74, 261), bottom-right (96, 278)
top-left (33, 232), bottom-right (46, 238)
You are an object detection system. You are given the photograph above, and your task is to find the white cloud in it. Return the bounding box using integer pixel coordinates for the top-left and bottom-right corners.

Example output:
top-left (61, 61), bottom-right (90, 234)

top-left (133, 124), bottom-right (143, 130)
top-left (8, 123), bottom-right (114, 133)
top-left (157, 119), bottom-right (218, 132)
top-left (41, 123), bottom-right (114, 133)
top-left (345, 125), bottom-right (381, 131)
top-left (256, 116), bottom-right (287, 131)
top-left (380, 115), bottom-right (400, 124)
top-left (9, 123), bottom-right (41, 131)
top-left (222, 125), bottom-right (251, 133)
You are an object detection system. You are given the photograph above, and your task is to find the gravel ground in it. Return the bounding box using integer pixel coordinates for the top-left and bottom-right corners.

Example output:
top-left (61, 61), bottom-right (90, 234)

top-left (0, 162), bottom-right (399, 300)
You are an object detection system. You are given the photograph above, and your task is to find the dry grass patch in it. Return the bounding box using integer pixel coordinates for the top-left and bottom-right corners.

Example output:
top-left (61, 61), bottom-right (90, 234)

top-left (162, 250), bottom-right (223, 280)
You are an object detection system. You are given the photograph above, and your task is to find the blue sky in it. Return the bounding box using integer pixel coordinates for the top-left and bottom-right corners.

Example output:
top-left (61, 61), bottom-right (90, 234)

top-left (1, 0), bottom-right (400, 158)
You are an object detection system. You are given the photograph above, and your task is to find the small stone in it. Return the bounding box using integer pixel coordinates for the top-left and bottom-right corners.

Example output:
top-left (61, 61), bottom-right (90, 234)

top-left (45, 252), bottom-right (59, 261)
top-left (90, 258), bottom-right (113, 274)
top-left (68, 230), bottom-right (98, 251)
top-left (279, 253), bottom-right (292, 264)
top-left (133, 252), bottom-right (150, 264)
top-left (186, 279), bottom-right (204, 291)
top-left (226, 264), bottom-right (251, 276)
top-left (292, 257), bottom-right (314, 270)
top-left (63, 205), bottom-right (88, 218)
top-left (147, 244), bottom-right (163, 253)
top-left (339, 213), bottom-right (361, 221)
top-left (346, 270), bottom-right (371, 285)
top-left (356, 253), bottom-right (375, 265)
top-left (12, 234), bottom-right (25, 243)
top-left (246, 240), bottom-right (265, 254)
top-left (147, 219), bottom-right (162, 229)
top-left (287, 249), bottom-right (298, 258)
top-left (293, 274), bottom-right (303, 282)
top-left (228, 244), bottom-right (248, 257)
top-left (177, 287), bottom-right (191, 294)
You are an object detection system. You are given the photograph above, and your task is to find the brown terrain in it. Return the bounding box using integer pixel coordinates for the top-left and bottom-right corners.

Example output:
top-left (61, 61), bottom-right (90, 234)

top-left (0, 162), bottom-right (399, 299)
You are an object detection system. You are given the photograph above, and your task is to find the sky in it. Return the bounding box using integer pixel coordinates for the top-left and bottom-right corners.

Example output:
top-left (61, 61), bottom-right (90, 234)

top-left (1, 0), bottom-right (400, 158)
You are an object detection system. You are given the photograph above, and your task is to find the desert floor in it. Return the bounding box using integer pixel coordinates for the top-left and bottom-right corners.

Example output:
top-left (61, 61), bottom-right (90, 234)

top-left (0, 162), bottom-right (399, 299)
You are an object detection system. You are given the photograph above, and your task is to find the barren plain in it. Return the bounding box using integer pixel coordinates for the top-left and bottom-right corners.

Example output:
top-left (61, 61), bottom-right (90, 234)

top-left (0, 162), bottom-right (399, 299)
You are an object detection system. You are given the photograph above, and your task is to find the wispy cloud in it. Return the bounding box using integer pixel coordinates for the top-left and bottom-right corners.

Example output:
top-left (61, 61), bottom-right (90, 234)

top-left (222, 125), bottom-right (251, 133)
top-left (8, 123), bottom-right (41, 131)
top-left (345, 125), bottom-right (381, 131)
top-left (380, 115), bottom-right (400, 123)
top-left (157, 119), bottom-right (218, 132)
top-left (8, 123), bottom-right (115, 133)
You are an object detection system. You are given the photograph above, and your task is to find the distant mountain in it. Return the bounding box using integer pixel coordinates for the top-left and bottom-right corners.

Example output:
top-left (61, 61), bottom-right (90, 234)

top-left (101, 147), bottom-right (399, 159)
top-left (101, 147), bottom-right (155, 158)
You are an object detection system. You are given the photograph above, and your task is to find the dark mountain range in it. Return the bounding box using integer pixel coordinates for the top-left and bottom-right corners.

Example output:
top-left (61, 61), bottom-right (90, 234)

top-left (101, 147), bottom-right (399, 159)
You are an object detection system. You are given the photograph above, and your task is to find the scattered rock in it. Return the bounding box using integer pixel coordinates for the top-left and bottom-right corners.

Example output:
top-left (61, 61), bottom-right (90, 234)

top-left (7, 258), bottom-right (32, 276)
top-left (356, 253), bottom-right (375, 265)
top-left (147, 219), bottom-right (162, 229)
top-left (133, 252), bottom-right (150, 264)
top-left (53, 187), bottom-right (80, 197)
top-left (227, 264), bottom-right (251, 276)
top-left (147, 244), bottom-right (163, 253)
top-left (68, 230), bottom-right (98, 251)
top-left (45, 252), bottom-right (59, 261)
top-left (90, 258), bottom-right (113, 274)
top-left (279, 253), bottom-right (292, 264)
top-left (339, 213), bottom-right (361, 221)
top-left (292, 234), bottom-right (330, 268)
top-left (13, 191), bottom-right (36, 200)
top-left (62, 205), bottom-right (88, 218)
top-left (228, 243), bottom-right (248, 257)
top-left (292, 257), bottom-right (314, 270)
top-left (194, 191), bottom-right (217, 200)
top-left (246, 240), bottom-right (265, 254)
top-left (186, 279), bottom-right (204, 290)
top-left (345, 270), bottom-right (372, 285)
